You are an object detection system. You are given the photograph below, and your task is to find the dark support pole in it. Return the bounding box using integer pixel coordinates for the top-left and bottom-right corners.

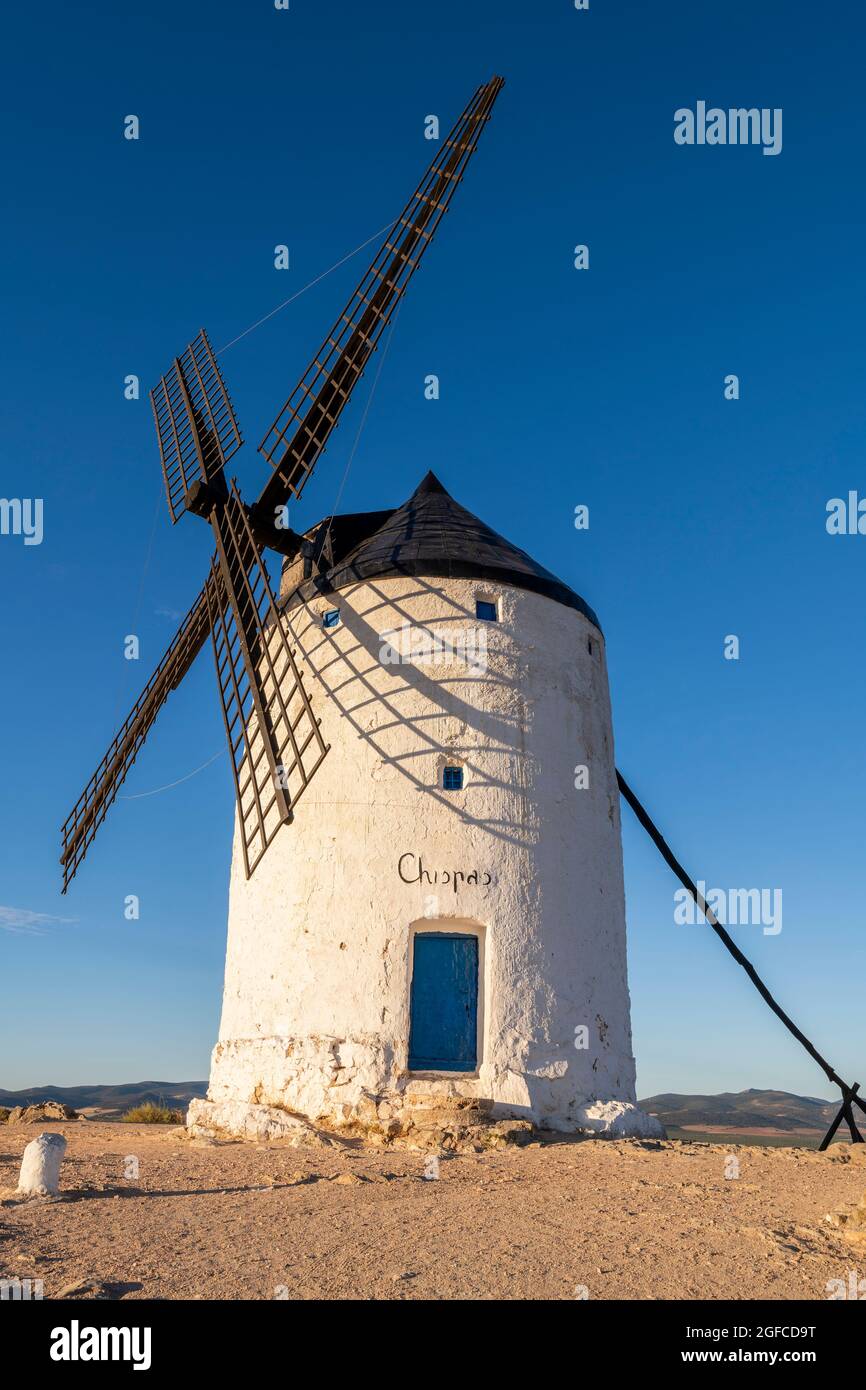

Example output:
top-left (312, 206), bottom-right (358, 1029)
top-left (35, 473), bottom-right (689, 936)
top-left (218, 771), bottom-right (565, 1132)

top-left (819, 1085), bottom-right (864, 1152)
top-left (616, 769), bottom-right (866, 1149)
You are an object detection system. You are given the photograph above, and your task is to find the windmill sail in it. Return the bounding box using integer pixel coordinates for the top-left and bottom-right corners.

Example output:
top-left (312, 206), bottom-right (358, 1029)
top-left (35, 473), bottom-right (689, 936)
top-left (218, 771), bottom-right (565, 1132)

top-left (151, 329), bottom-right (243, 523)
top-left (208, 485), bottom-right (329, 878)
top-left (256, 75), bottom-right (504, 512)
top-left (60, 576), bottom-right (217, 892)
top-left (60, 74), bottom-right (503, 893)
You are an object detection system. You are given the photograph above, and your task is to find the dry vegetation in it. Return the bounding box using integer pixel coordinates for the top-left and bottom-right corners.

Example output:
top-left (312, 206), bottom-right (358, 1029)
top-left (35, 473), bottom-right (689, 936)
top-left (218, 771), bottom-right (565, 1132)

top-left (121, 1103), bottom-right (185, 1125)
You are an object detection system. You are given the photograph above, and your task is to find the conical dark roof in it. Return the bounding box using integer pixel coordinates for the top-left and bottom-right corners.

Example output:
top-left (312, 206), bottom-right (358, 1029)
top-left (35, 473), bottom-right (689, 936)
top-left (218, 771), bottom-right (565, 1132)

top-left (285, 471), bottom-right (600, 629)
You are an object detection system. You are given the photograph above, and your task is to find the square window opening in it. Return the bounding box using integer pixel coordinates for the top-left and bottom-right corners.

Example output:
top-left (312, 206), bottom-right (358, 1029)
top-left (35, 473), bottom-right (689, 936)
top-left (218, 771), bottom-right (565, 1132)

top-left (476, 600), bottom-right (497, 622)
top-left (443, 765), bottom-right (464, 791)
top-left (322, 609), bottom-right (341, 630)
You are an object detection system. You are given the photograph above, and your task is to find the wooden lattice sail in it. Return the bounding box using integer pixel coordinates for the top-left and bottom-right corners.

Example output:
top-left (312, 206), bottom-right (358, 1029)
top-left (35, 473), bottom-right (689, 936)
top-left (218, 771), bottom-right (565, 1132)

top-left (60, 75), bottom-right (505, 890)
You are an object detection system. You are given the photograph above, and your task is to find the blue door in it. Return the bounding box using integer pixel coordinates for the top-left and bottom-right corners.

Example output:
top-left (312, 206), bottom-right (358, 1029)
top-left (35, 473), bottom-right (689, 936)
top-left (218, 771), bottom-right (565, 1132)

top-left (408, 933), bottom-right (478, 1072)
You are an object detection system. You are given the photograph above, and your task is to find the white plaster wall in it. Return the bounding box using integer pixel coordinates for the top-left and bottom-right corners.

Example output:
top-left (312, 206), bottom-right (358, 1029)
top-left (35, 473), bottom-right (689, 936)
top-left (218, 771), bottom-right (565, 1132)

top-left (207, 573), bottom-right (643, 1132)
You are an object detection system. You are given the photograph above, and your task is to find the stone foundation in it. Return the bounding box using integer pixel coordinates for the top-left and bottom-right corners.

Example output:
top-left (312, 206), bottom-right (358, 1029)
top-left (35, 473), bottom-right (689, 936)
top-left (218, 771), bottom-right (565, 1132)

top-left (189, 1032), bottom-right (664, 1146)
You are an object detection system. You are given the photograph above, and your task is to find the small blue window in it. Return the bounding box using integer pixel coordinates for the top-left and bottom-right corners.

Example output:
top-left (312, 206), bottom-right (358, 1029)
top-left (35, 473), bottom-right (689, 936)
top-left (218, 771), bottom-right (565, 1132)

top-left (443, 766), bottom-right (463, 791)
top-left (322, 609), bottom-right (340, 629)
top-left (476, 600), bottom-right (497, 622)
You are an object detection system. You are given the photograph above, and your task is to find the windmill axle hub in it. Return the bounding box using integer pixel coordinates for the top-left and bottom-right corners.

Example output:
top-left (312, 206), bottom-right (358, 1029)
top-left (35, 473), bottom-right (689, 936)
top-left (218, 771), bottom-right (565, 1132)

top-left (184, 476), bottom-right (228, 519)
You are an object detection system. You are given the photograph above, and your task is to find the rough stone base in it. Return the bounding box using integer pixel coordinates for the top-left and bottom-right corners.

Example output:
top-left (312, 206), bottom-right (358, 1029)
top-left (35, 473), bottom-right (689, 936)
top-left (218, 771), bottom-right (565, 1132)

top-left (186, 1099), bottom-right (333, 1146)
top-left (187, 1095), bottom-right (536, 1151)
top-left (187, 1094), bottom-right (664, 1149)
top-left (199, 1034), bottom-right (664, 1142)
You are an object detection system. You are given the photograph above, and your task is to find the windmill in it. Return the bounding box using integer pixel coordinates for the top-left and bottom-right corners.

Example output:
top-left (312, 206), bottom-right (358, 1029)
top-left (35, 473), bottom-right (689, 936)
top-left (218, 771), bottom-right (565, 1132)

top-left (62, 73), bottom-right (863, 1150)
top-left (60, 75), bottom-right (505, 890)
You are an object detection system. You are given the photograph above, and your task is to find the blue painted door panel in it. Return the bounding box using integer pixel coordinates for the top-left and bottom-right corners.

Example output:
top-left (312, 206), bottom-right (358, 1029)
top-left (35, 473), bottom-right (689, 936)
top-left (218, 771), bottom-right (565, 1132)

top-left (408, 933), bottom-right (478, 1072)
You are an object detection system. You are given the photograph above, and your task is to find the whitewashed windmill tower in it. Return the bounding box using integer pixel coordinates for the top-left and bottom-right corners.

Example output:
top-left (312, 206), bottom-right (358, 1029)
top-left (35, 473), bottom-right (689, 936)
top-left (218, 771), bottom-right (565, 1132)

top-left (61, 77), bottom-right (661, 1142)
top-left (202, 471), bottom-right (660, 1138)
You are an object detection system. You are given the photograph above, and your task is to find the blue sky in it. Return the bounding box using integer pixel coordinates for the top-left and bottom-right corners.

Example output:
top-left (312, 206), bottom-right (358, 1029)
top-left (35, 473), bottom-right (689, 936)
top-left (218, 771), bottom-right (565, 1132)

top-left (2, 0), bottom-right (864, 1102)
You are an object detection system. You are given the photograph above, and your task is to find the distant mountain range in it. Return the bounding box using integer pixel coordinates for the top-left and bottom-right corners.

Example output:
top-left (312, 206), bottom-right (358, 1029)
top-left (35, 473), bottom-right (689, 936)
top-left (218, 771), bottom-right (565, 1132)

top-left (640, 1089), bottom-right (836, 1134)
top-left (0, 1083), bottom-right (839, 1134)
top-left (0, 1081), bottom-right (207, 1118)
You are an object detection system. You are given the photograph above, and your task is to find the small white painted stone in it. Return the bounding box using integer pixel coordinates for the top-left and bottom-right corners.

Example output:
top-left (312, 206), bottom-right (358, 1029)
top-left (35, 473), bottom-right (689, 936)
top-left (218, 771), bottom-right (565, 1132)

top-left (17, 1132), bottom-right (67, 1195)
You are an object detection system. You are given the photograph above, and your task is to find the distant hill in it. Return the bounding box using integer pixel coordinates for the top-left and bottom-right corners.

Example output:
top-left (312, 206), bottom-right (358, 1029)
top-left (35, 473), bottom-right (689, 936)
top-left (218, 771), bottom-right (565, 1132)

top-left (0, 1081), bottom-right (207, 1118)
top-left (639, 1088), bottom-right (836, 1134)
top-left (0, 1083), bottom-right (842, 1135)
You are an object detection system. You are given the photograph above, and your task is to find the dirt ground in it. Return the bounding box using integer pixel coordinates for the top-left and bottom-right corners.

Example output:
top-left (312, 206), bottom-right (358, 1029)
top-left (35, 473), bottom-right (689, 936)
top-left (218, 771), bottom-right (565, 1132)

top-left (2, 1121), bottom-right (864, 1301)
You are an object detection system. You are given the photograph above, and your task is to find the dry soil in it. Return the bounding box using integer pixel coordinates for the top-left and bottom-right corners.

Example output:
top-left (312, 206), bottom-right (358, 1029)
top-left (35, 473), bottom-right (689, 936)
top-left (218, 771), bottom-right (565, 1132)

top-left (1, 1121), bottom-right (864, 1301)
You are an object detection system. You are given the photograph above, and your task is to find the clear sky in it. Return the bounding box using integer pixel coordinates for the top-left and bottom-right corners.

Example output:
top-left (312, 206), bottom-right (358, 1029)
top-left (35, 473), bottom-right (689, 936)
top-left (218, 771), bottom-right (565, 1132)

top-left (2, 0), bottom-right (863, 1102)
